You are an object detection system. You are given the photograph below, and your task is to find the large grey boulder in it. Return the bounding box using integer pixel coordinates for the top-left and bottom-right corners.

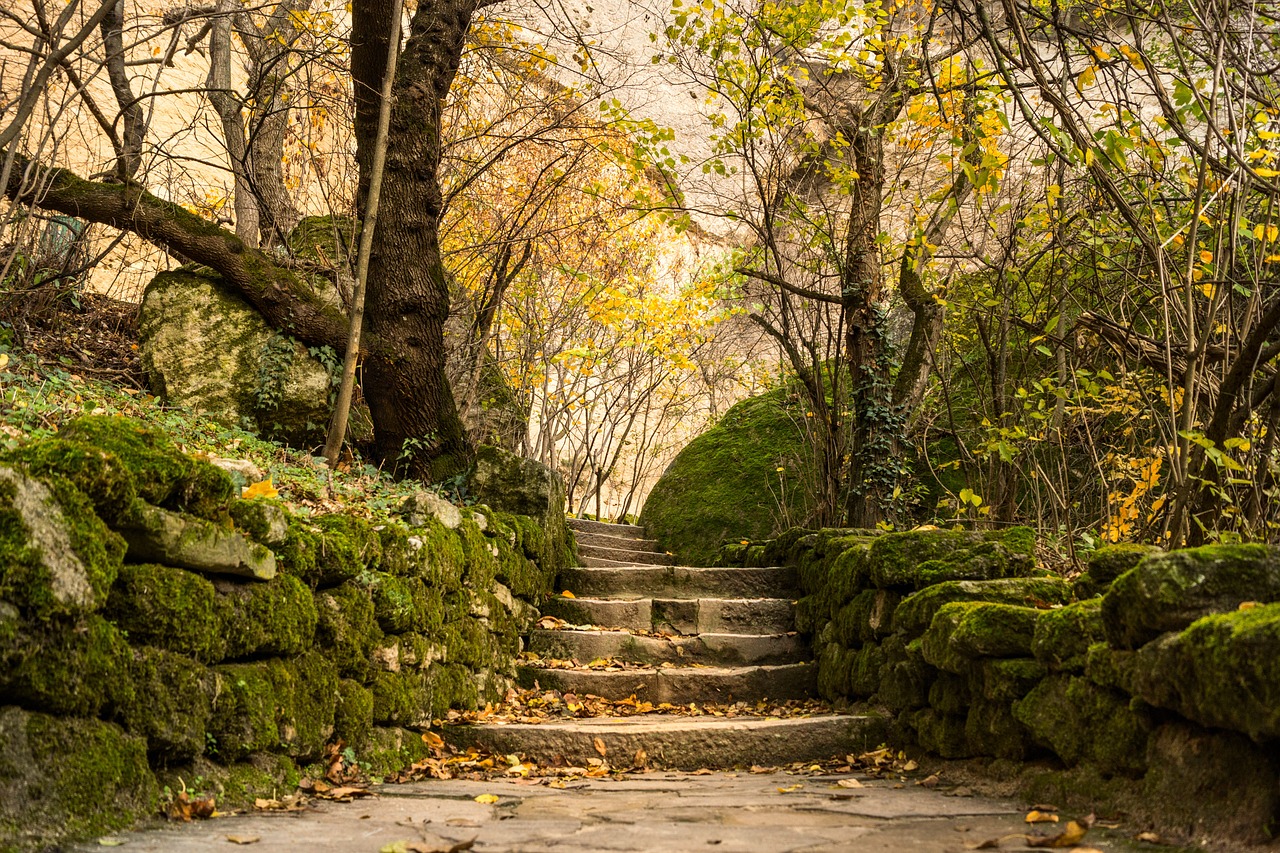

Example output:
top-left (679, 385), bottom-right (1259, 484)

top-left (138, 269), bottom-right (335, 448)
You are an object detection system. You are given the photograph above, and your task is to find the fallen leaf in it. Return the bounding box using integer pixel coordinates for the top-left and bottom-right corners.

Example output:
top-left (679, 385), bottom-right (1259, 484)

top-left (380, 840), bottom-right (476, 853)
top-left (593, 737), bottom-right (608, 757)
top-left (1135, 831), bottom-right (1163, 843)
top-left (693, 768), bottom-right (714, 775)
top-left (561, 590), bottom-right (576, 599)
top-left (474, 794), bottom-right (500, 804)
top-left (446, 818), bottom-right (482, 827)
top-left (97, 839), bottom-right (126, 847)
top-left (777, 784), bottom-right (804, 793)
top-left (837, 778), bottom-right (864, 789)
top-left (225, 836), bottom-right (260, 845)
top-left (241, 478), bottom-right (278, 500)
top-left (1025, 820), bottom-right (1089, 848)
top-left (918, 774), bottom-right (940, 788)
top-left (633, 747), bottom-right (648, 768)
top-left (421, 731), bottom-right (445, 750)
top-left (322, 786), bottom-right (372, 801)
top-left (901, 760), bottom-right (919, 772)
top-left (1025, 810), bottom-right (1060, 824)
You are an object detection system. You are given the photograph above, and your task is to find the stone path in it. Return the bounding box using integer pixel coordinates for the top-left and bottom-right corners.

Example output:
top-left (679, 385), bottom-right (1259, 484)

top-left (450, 518), bottom-right (883, 767)
top-left (76, 770), bottom-right (1043, 853)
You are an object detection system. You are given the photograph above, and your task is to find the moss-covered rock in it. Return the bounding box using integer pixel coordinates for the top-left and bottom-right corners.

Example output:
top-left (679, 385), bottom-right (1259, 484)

top-left (909, 708), bottom-right (971, 758)
top-left (333, 679), bottom-right (374, 750)
top-left (138, 269), bottom-right (336, 448)
top-left (314, 581), bottom-right (382, 680)
top-left (209, 652), bottom-right (338, 761)
top-left (222, 574), bottom-right (318, 659)
top-left (0, 464), bottom-right (124, 620)
top-left (1123, 603), bottom-right (1280, 742)
top-left (1032, 599), bottom-right (1104, 672)
top-left (848, 641), bottom-right (887, 697)
top-left (1074, 544), bottom-right (1160, 598)
top-left (2, 613), bottom-right (134, 717)
top-left (360, 572), bottom-right (431, 635)
top-left (311, 513), bottom-right (382, 586)
top-left (823, 542), bottom-right (875, 611)
top-left (876, 635), bottom-right (934, 710)
top-left (468, 445), bottom-right (570, 584)
top-left (638, 385), bottom-right (816, 567)
top-left (116, 499), bottom-right (276, 581)
top-left (118, 645), bottom-right (216, 760)
top-left (921, 602), bottom-right (1039, 673)
top-left (105, 563), bottom-right (226, 663)
top-left (965, 697), bottom-right (1035, 760)
top-left (2, 438), bottom-right (137, 524)
top-left (229, 498), bottom-right (290, 547)
top-left (0, 707), bottom-right (157, 851)
top-left (370, 670), bottom-right (433, 728)
top-left (817, 643), bottom-right (852, 700)
top-left (1013, 675), bottom-right (1150, 777)
top-left (927, 671), bottom-right (970, 715)
top-left (868, 527), bottom-right (1037, 590)
top-left (163, 752), bottom-right (301, 811)
top-left (969, 658), bottom-right (1047, 703)
top-left (1101, 543), bottom-right (1280, 649)
top-left (893, 577), bottom-right (1071, 638)
top-left (361, 726), bottom-right (433, 778)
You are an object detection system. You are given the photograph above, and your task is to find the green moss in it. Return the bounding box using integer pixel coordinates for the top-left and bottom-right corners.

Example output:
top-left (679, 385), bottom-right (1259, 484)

top-left (2, 613), bottom-right (134, 717)
top-left (105, 563), bottom-right (226, 663)
top-left (276, 517), bottom-right (321, 581)
top-left (0, 707), bottom-right (157, 851)
top-left (440, 618), bottom-right (495, 669)
top-left (429, 663), bottom-right (478, 716)
top-left (639, 384), bottom-right (818, 566)
top-left (1013, 674), bottom-right (1150, 777)
top-left (2, 437), bottom-right (137, 524)
top-left (118, 645), bottom-right (216, 761)
top-left (909, 708), bottom-right (971, 758)
top-left (0, 466), bottom-right (125, 620)
top-left (314, 581), bottom-right (382, 680)
top-left (817, 643), bottom-right (852, 700)
top-left (927, 671), bottom-right (971, 715)
top-left (1082, 642), bottom-right (1137, 692)
top-left (876, 635), bottom-right (934, 710)
top-left (825, 543), bottom-right (875, 608)
top-left (312, 513), bottom-right (382, 586)
top-left (229, 497), bottom-right (290, 547)
top-left (458, 518), bottom-right (498, 589)
top-left (370, 670), bottom-right (432, 728)
top-left (1124, 603), bottom-right (1280, 741)
top-left (209, 652), bottom-right (338, 761)
top-left (1102, 543), bottom-right (1280, 649)
top-left (848, 641), bottom-right (887, 697)
top-left (164, 753), bottom-right (301, 811)
top-left (969, 658), bottom-right (1047, 703)
top-left (334, 679), bottom-right (374, 749)
top-left (921, 602), bottom-right (1039, 673)
top-left (361, 726), bottom-right (433, 778)
top-left (361, 572), bottom-right (428, 635)
top-left (894, 577), bottom-right (1071, 638)
top-left (869, 527), bottom-right (1037, 590)
top-left (222, 574), bottom-right (318, 659)
top-left (1087, 543), bottom-right (1162, 586)
top-left (965, 697), bottom-right (1034, 760)
top-left (1033, 599), bottom-right (1104, 671)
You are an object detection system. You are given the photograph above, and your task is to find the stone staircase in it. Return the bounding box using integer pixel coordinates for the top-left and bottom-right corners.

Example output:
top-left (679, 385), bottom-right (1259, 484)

top-left (446, 518), bottom-right (885, 769)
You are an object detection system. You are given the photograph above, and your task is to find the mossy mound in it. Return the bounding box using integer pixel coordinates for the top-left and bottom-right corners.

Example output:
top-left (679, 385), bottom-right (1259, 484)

top-left (920, 602), bottom-right (1039, 674)
top-left (118, 645), bottom-right (217, 760)
top-left (1074, 543), bottom-right (1160, 598)
top-left (0, 465), bottom-right (125, 620)
top-left (868, 527), bottom-right (1037, 590)
top-left (105, 563), bottom-right (226, 662)
top-left (1032, 599), bottom-right (1104, 672)
top-left (1101, 543), bottom-right (1280, 649)
top-left (639, 385), bottom-right (816, 567)
top-left (0, 707), bottom-right (157, 851)
top-left (1123, 603), bottom-right (1280, 742)
top-left (2, 438), bottom-right (137, 524)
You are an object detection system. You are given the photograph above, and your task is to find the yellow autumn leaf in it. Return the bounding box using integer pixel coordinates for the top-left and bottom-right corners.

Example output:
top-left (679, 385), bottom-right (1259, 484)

top-left (474, 794), bottom-right (499, 804)
top-left (1256, 167), bottom-right (1280, 178)
top-left (0, 353), bottom-right (8, 370)
top-left (1025, 809), bottom-right (1060, 824)
top-left (1253, 223), bottom-right (1279, 242)
top-left (560, 590), bottom-right (576, 599)
top-left (1199, 250), bottom-right (1214, 263)
top-left (241, 479), bottom-right (279, 500)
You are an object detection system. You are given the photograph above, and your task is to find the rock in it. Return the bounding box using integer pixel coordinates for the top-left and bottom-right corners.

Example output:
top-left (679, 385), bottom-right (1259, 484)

top-left (1101, 543), bottom-right (1280, 649)
top-left (399, 489), bottom-right (463, 529)
top-left (116, 500), bottom-right (276, 580)
top-left (909, 708), bottom-right (971, 758)
top-left (1142, 722), bottom-right (1280, 845)
top-left (469, 445), bottom-right (571, 578)
top-left (314, 581), bottom-right (382, 680)
top-left (1012, 674), bottom-right (1150, 777)
top-left (333, 679), bottom-right (375, 749)
top-left (1123, 603), bottom-right (1280, 742)
top-left (920, 602), bottom-right (1039, 673)
top-left (965, 697), bottom-right (1035, 760)
top-left (138, 269), bottom-right (336, 448)
top-left (876, 635), bottom-right (934, 710)
top-left (1, 613), bottom-right (134, 717)
top-left (868, 527), bottom-right (1037, 590)
top-left (1074, 543), bottom-right (1160, 598)
top-left (229, 497), bottom-right (289, 547)
top-left (220, 574), bottom-right (318, 659)
top-left (927, 671), bottom-right (970, 715)
top-left (0, 707), bottom-right (157, 851)
top-left (969, 658), bottom-right (1046, 703)
top-left (1032, 599), bottom-right (1104, 671)
top-left (0, 464), bottom-right (124, 619)
top-left (209, 652), bottom-right (338, 760)
top-left (105, 563), bottom-right (228, 663)
top-left (118, 645), bottom-right (217, 760)
top-left (893, 577), bottom-right (1072, 638)
top-left (2, 437), bottom-right (137, 524)
top-left (210, 457), bottom-right (265, 490)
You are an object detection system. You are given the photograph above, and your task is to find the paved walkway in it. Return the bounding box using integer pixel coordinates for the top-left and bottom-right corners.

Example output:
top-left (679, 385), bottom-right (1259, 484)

top-left (71, 770), bottom-right (1127, 853)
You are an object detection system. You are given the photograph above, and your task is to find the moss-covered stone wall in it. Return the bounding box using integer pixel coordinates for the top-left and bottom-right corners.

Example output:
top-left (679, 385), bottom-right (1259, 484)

top-left (722, 529), bottom-right (1280, 845)
top-left (0, 416), bottom-right (563, 852)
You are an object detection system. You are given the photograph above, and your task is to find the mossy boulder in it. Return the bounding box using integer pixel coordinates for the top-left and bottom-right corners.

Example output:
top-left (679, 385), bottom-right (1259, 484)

top-left (876, 635), bottom-right (934, 710)
top-left (360, 726), bottom-right (433, 777)
top-left (105, 563), bottom-right (226, 663)
top-left (333, 679), bottom-right (374, 750)
top-left (2, 613), bottom-right (134, 717)
top-left (909, 708), bottom-right (971, 758)
top-left (1101, 543), bottom-right (1280, 649)
top-left (116, 499), bottom-right (276, 581)
top-left (229, 498), bottom-right (290, 547)
top-left (0, 707), bottom-right (157, 851)
top-left (921, 602), bottom-right (1039, 673)
top-left (0, 464), bottom-right (124, 620)
top-left (1123, 603), bottom-right (1280, 742)
top-left (311, 513), bottom-right (382, 586)
top-left (639, 385), bottom-right (816, 567)
top-left (1013, 674), bottom-right (1150, 777)
top-left (868, 527), bottom-right (1037, 590)
top-left (221, 574), bottom-right (318, 659)
top-left (370, 670), bottom-right (433, 728)
top-left (468, 445), bottom-right (570, 584)
top-left (1074, 544), bottom-right (1160, 598)
top-left (893, 577), bottom-right (1071, 638)
top-left (118, 645), bottom-right (217, 760)
top-left (2, 438), bottom-right (137, 524)
top-left (969, 658), bottom-right (1047, 703)
top-left (965, 697), bottom-right (1035, 760)
top-left (361, 572), bottom-right (432, 635)
top-left (138, 269), bottom-right (336, 448)
top-left (58, 415), bottom-right (233, 518)
top-left (315, 581), bottom-right (382, 680)
top-left (848, 641), bottom-right (887, 697)
top-left (1032, 599), bottom-right (1104, 672)
top-left (927, 671), bottom-right (971, 715)
top-left (824, 543), bottom-right (875, 609)
top-left (209, 652), bottom-right (338, 761)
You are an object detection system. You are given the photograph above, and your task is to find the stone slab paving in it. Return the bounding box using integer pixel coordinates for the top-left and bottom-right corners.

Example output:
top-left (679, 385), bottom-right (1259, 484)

top-left (68, 771), bottom-right (1123, 853)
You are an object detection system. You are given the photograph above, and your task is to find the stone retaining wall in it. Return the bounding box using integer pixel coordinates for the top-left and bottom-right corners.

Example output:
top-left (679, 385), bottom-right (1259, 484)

top-left (0, 416), bottom-right (568, 851)
top-left (720, 529), bottom-right (1280, 844)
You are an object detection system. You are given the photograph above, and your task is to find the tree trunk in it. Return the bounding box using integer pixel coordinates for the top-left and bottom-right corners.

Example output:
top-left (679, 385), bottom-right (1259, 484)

top-left (351, 0), bottom-right (473, 480)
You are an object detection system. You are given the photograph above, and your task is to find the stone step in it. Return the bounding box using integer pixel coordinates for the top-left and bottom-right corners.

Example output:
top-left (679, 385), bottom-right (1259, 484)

top-left (558, 565), bottom-right (799, 601)
top-left (530, 628), bottom-right (807, 667)
top-left (567, 518), bottom-right (648, 538)
top-left (443, 713), bottom-right (887, 771)
top-left (573, 530), bottom-right (663, 552)
top-left (576, 543), bottom-right (676, 566)
top-left (542, 596), bottom-right (797, 635)
top-left (516, 662), bottom-right (815, 703)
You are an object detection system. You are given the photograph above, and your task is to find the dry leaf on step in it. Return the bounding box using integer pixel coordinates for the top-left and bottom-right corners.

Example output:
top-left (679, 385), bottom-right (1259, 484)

top-left (225, 836), bottom-right (260, 845)
top-left (1025, 819), bottom-right (1090, 848)
top-left (1025, 810), bottom-right (1060, 824)
top-left (593, 737), bottom-right (608, 757)
top-left (836, 778), bottom-right (864, 789)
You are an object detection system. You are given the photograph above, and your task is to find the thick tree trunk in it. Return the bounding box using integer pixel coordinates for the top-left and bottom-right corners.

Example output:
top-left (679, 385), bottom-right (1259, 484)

top-left (351, 0), bottom-right (473, 479)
